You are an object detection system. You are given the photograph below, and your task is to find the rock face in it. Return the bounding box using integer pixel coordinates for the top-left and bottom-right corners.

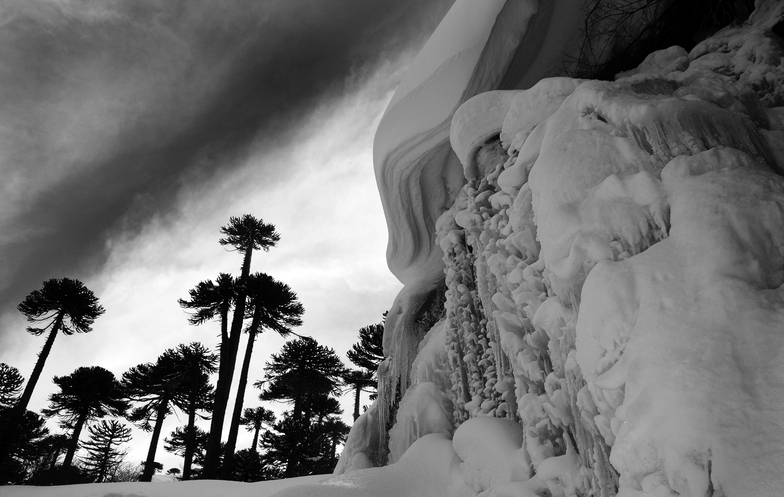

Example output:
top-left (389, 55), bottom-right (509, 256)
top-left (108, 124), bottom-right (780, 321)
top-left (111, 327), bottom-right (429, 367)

top-left (339, 1), bottom-right (784, 496)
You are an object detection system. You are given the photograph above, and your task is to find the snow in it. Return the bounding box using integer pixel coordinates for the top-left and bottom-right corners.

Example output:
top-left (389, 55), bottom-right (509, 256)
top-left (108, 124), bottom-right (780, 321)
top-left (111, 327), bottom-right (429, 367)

top-left (9, 0), bottom-right (784, 496)
top-left (363, 0), bottom-right (784, 495)
top-left (577, 152), bottom-right (784, 496)
top-left (373, 0), bottom-right (518, 288)
top-left (0, 475), bottom-right (328, 497)
top-left (273, 433), bottom-right (473, 497)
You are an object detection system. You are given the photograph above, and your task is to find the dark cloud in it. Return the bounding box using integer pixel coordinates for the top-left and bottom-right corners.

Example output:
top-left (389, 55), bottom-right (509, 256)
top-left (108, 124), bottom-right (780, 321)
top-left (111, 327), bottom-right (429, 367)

top-left (0, 0), bottom-right (454, 314)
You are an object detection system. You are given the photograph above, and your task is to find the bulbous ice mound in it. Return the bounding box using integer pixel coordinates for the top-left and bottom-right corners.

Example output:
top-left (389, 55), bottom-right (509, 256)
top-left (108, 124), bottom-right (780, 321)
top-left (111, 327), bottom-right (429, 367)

top-left (350, 0), bottom-right (784, 495)
top-left (576, 151), bottom-right (784, 497)
top-left (442, 4), bottom-right (784, 495)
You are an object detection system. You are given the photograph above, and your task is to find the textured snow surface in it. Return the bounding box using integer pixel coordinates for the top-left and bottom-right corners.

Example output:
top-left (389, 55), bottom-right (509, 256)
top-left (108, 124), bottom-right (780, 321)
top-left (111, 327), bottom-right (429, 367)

top-left (274, 433), bottom-right (473, 497)
top-left (351, 0), bottom-right (784, 495)
top-left (0, 475), bottom-right (327, 497)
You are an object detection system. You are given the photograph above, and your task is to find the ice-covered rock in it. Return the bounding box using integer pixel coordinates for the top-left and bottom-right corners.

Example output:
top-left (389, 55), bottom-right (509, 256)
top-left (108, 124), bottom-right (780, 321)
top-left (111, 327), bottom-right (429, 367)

top-left (336, 1), bottom-right (784, 497)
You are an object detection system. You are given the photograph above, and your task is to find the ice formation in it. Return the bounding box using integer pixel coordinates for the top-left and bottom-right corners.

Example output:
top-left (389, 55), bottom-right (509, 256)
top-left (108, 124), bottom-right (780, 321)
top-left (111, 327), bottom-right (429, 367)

top-left (300, 1), bottom-right (784, 496)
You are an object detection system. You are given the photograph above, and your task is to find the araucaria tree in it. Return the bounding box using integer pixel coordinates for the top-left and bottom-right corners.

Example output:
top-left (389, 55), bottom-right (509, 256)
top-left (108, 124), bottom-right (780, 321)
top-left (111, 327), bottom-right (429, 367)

top-left (344, 319), bottom-right (385, 420)
top-left (171, 343), bottom-right (216, 480)
top-left (123, 343), bottom-right (216, 482)
top-left (0, 278), bottom-right (104, 466)
top-left (42, 366), bottom-right (128, 470)
top-left (257, 337), bottom-right (347, 476)
top-left (220, 272), bottom-right (303, 479)
top-left (0, 363), bottom-right (24, 406)
top-left (201, 214), bottom-right (280, 479)
top-left (80, 419), bottom-right (132, 482)
top-left (179, 273), bottom-right (236, 368)
top-left (164, 425), bottom-right (209, 478)
top-left (241, 406), bottom-right (276, 454)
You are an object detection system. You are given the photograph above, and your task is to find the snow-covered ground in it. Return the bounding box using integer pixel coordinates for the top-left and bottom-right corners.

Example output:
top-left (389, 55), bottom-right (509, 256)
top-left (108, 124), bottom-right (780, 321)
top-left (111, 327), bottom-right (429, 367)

top-left (0, 475), bottom-right (326, 497)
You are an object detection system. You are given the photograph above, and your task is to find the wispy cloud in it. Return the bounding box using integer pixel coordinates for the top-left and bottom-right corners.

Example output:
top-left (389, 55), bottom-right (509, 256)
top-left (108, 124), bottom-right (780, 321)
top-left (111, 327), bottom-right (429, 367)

top-left (0, 0), bottom-right (454, 318)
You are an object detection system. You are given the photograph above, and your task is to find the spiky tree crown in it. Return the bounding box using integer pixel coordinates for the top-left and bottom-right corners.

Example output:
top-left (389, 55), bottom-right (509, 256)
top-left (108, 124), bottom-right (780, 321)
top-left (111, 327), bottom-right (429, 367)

top-left (43, 366), bottom-right (128, 422)
top-left (0, 363), bottom-right (24, 407)
top-left (219, 214), bottom-right (280, 252)
top-left (244, 272), bottom-right (304, 336)
top-left (241, 406), bottom-right (276, 431)
top-left (178, 273), bottom-right (236, 326)
top-left (17, 278), bottom-right (105, 336)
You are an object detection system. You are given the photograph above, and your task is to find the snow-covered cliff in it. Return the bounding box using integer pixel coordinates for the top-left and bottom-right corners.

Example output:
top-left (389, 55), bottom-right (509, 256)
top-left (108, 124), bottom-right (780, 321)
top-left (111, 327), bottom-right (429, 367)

top-left (323, 1), bottom-right (784, 496)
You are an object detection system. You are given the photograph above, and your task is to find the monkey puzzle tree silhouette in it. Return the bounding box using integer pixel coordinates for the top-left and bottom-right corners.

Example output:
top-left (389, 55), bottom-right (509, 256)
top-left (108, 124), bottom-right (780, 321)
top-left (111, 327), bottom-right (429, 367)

top-left (256, 337), bottom-right (347, 477)
top-left (240, 406), bottom-right (276, 454)
top-left (0, 409), bottom-right (50, 484)
top-left (173, 342), bottom-right (217, 480)
top-left (42, 366), bottom-right (127, 471)
top-left (0, 278), bottom-right (104, 467)
top-left (347, 321), bottom-right (385, 375)
top-left (80, 419), bottom-right (132, 482)
top-left (165, 425), bottom-right (210, 473)
top-left (0, 363), bottom-right (24, 408)
top-left (179, 273), bottom-right (236, 363)
top-left (257, 337), bottom-right (346, 424)
top-left (344, 319), bottom-right (385, 420)
top-left (221, 273), bottom-right (303, 479)
top-left (342, 369), bottom-right (376, 422)
top-left (201, 214), bottom-right (280, 479)
top-left (123, 343), bottom-right (216, 482)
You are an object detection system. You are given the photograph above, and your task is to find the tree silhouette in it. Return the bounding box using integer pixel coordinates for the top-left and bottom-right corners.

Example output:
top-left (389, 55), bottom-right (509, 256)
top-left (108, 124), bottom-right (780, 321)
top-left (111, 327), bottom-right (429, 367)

top-left (174, 343), bottom-right (217, 480)
top-left (0, 363), bottom-right (27, 481)
top-left (165, 425), bottom-right (209, 477)
top-left (0, 363), bottom-right (24, 407)
top-left (342, 369), bottom-right (376, 421)
top-left (347, 320), bottom-right (385, 374)
top-left (257, 337), bottom-right (345, 423)
top-left (124, 344), bottom-right (214, 482)
top-left (256, 337), bottom-right (346, 477)
top-left (0, 409), bottom-right (50, 484)
top-left (123, 361), bottom-right (172, 482)
top-left (344, 319), bottom-right (385, 420)
top-left (0, 278), bottom-right (104, 467)
top-left (221, 273), bottom-right (303, 478)
top-left (80, 419), bottom-right (132, 482)
top-left (241, 406), bottom-right (276, 454)
top-left (231, 448), bottom-right (271, 482)
top-left (42, 366), bottom-right (127, 471)
top-left (259, 403), bottom-right (349, 477)
top-left (179, 273), bottom-right (236, 362)
top-left (201, 214), bottom-right (280, 479)
top-left (30, 434), bottom-right (69, 478)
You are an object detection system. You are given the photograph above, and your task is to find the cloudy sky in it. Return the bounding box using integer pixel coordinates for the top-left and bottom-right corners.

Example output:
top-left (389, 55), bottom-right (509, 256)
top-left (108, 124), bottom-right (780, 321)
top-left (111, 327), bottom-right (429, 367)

top-left (0, 0), bottom-right (454, 472)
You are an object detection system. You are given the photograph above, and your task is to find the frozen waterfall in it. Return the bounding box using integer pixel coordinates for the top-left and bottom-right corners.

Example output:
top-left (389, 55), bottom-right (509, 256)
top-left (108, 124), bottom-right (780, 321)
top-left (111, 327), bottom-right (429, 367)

top-left (299, 0), bottom-right (784, 496)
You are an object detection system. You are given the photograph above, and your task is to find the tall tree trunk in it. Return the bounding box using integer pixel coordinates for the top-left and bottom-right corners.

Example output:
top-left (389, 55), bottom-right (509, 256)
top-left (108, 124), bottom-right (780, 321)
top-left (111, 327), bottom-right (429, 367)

top-left (203, 247), bottom-right (253, 478)
top-left (221, 319), bottom-right (260, 478)
top-left (251, 425), bottom-right (260, 454)
top-left (141, 400), bottom-right (169, 482)
top-left (0, 313), bottom-right (64, 465)
top-left (182, 394), bottom-right (197, 480)
top-left (18, 312), bottom-right (64, 415)
top-left (98, 443), bottom-right (111, 482)
top-left (62, 410), bottom-right (88, 469)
